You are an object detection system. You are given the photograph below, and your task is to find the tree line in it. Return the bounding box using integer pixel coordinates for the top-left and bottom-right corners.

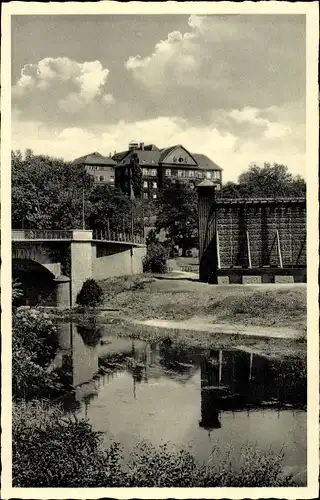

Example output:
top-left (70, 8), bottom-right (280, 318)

top-left (12, 149), bottom-right (306, 254)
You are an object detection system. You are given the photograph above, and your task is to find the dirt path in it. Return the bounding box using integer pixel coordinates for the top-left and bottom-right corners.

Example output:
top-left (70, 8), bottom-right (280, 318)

top-left (132, 315), bottom-right (300, 339)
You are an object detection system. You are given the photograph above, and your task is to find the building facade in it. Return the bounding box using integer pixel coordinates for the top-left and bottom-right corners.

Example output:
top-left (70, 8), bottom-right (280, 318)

top-left (113, 141), bottom-right (223, 199)
top-left (72, 152), bottom-right (116, 186)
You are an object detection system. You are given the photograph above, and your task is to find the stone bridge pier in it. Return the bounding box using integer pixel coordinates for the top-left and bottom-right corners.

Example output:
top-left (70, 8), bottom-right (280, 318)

top-left (12, 229), bottom-right (147, 307)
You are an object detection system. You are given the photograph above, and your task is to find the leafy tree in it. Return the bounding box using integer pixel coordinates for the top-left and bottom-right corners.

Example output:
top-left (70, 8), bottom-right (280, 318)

top-left (156, 180), bottom-right (198, 256)
top-left (129, 152), bottom-right (143, 198)
top-left (12, 149), bottom-right (94, 229)
top-left (87, 184), bottom-right (133, 233)
top-left (145, 228), bottom-right (159, 246)
top-left (12, 149), bottom-right (135, 233)
top-left (222, 163), bottom-right (306, 199)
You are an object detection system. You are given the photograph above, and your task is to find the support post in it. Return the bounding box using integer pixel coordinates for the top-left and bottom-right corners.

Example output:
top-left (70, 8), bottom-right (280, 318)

top-left (246, 230), bottom-right (252, 269)
top-left (54, 275), bottom-right (71, 308)
top-left (276, 230), bottom-right (283, 268)
top-left (216, 230), bottom-right (221, 269)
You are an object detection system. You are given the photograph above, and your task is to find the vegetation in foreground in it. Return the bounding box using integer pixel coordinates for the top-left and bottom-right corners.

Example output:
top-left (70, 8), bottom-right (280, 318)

top-left (13, 402), bottom-right (296, 487)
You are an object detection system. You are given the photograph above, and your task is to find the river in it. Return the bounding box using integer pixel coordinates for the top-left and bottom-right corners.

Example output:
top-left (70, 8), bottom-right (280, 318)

top-left (52, 320), bottom-right (307, 484)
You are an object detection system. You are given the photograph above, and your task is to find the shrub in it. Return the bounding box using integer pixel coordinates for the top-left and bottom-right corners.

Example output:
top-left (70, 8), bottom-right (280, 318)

top-left (12, 308), bottom-right (62, 400)
top-left (13, 402), bottom-right (297, 487)
top-left (76, 278), bottom-right (103, 307)
top-left (143, 242), bottom-right (167, 274)
top-left (12, 402), bottom-right (126, 487)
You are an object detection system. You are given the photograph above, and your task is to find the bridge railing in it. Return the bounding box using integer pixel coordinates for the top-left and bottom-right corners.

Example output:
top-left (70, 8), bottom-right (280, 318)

top-left (11, 229), bottom-right (146, 244)
top-left (12, 229), bottom-right (74, 240)
top-left (92, 229), bottom-right (145, 245)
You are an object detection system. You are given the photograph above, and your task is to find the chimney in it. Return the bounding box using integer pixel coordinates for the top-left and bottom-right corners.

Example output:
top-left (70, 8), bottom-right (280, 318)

top-left (140, 142), bottom-right (145, 150)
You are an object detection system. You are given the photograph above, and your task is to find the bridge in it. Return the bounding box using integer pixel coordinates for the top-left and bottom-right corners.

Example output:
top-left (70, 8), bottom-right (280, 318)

top-left (11, 229), bottom-right (146, 307)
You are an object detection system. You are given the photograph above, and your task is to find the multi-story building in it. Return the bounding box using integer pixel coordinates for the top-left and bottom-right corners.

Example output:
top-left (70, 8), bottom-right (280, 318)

top-left (72, 152), bottom-right (116, 186)
top-left (113, 141), bottom-right (223, 199)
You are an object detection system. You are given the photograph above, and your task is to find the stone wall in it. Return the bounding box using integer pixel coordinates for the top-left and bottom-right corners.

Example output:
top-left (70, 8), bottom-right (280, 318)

top-left (197, 181), bottom-right (306, 283)
top-left (216, 201), bottom-right (306, 268)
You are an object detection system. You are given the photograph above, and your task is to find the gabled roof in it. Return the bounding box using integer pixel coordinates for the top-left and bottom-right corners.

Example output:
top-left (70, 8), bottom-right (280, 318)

top-left (72, 152), bottom-right (116, 166)
top-left (192, 153), bottom-right (223, 171)
top-left (115, 149), bottom-right (161, 167)
top-left (112, 144), bottom-right (223, 171)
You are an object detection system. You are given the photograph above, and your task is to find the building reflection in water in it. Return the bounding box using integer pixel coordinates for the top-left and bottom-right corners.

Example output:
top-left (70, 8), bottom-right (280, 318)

top-left (54, 323), bottom-right (306, 429)
top-left (198, 348), bottom-right (306, 433)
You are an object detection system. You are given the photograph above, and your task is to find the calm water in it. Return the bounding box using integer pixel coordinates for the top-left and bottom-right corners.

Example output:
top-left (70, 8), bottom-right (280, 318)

top-left (53, 321), bottom-right (307, 480)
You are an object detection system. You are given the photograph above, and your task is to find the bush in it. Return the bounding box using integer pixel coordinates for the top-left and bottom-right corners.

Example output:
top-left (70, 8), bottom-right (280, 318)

top-left (12, 308), bottom-right (62, 400)
top-left (13, 402), bottom-right (297, 487)
top-left (12, 402), bottom-right (126, 487)
top-left (76, 279), bottom-right (103, 307)
top-left (143, 242), bottom-right (167, 274)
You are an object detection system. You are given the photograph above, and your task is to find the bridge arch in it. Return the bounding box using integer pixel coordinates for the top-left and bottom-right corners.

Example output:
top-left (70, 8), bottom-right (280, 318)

top-left (12, 258), bottom-right (57, 306)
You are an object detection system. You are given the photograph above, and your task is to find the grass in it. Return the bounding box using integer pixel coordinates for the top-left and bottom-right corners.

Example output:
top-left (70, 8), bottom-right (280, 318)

top-left (98, 276), bottom-right (306, 332)
top-left (208, 288), bottom-right (307, 330)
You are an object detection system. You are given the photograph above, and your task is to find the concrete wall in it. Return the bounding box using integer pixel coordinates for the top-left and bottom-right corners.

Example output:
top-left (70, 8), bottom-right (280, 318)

top-left (70, 241), bottom-right (92, 305)
top-left (92, 244), bottom-right (146, 279)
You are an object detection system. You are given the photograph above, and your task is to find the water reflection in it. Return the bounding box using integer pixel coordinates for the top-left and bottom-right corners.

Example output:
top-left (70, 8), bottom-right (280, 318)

top-left (54, 321), bottom-right (307, 416)
top-left (53, 320), bottom-right (306, 476)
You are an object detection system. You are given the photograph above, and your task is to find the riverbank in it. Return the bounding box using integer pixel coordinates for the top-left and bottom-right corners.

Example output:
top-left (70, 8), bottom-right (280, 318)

top-left (96, 275), bottom-right (306, 359)
top-left (99, 275), bottom-right (306, 331)
top-left (40, 274), bottom-right (307, 359)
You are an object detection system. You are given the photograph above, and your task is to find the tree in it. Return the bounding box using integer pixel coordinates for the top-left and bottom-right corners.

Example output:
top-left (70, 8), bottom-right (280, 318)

top-left (12, 149), bottom-right (134, 233)
top-left (87, 184), bottom-right (133, 234)
top-left (12, 150), bottom-right (94, 229)
top-left (155, 180), bottom-right (198, 256)
top-left (222, 163), bottom-right (306, 199)
top-left (129, 152), bottom-right (143, 198)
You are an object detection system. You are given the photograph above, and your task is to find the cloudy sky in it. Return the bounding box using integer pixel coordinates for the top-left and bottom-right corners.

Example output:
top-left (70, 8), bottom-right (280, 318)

top-left (11, 14), bottom-right (306, 181)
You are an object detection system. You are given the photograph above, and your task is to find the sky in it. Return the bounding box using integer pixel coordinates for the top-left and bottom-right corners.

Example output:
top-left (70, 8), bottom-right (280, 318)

top-left (11, 14), bottom-right (306, 182)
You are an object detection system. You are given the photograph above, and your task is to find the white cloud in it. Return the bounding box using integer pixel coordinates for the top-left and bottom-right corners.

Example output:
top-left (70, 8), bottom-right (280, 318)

top-left (12, 57), bottom-right (114, 122)
top-left (125, 14), bottom-right (305, 113)
top-left (11, 114), bottom-right (305, 182)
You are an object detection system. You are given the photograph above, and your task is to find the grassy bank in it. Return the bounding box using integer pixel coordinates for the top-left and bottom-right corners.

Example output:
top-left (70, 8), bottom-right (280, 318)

top-left (98, 276), bottom-right (306, 333)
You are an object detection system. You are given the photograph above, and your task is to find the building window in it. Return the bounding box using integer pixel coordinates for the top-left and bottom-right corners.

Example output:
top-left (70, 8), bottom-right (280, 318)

top-left (152, 194), bottom-right (157, 199)
top-left (142, 168), bottom-right (148, 176)
top-left (165, 169), bottom-right (171, 177)
top-left (188, 170), bottom-right (195, 177)
top-left (196, 171), bottom-right (203, 178)
top-left (213, 170), bottom-right (221, 179)
top-left (149, 169), bottom-right (157, 177)
top-left (206, 171), bottom-right (212, 179)
top-left (110, 176), bottom-right (114, 183)
top-left (152, 181), bottom-right (157, 189)
top-left (143, 181), bottom-right (148, 188)
top-left (178, 170), bottom-right (185, 177)
top-left (143, 192), bottom-right (149, 199)
top-left (99, 176), bottom-right (105, 181)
